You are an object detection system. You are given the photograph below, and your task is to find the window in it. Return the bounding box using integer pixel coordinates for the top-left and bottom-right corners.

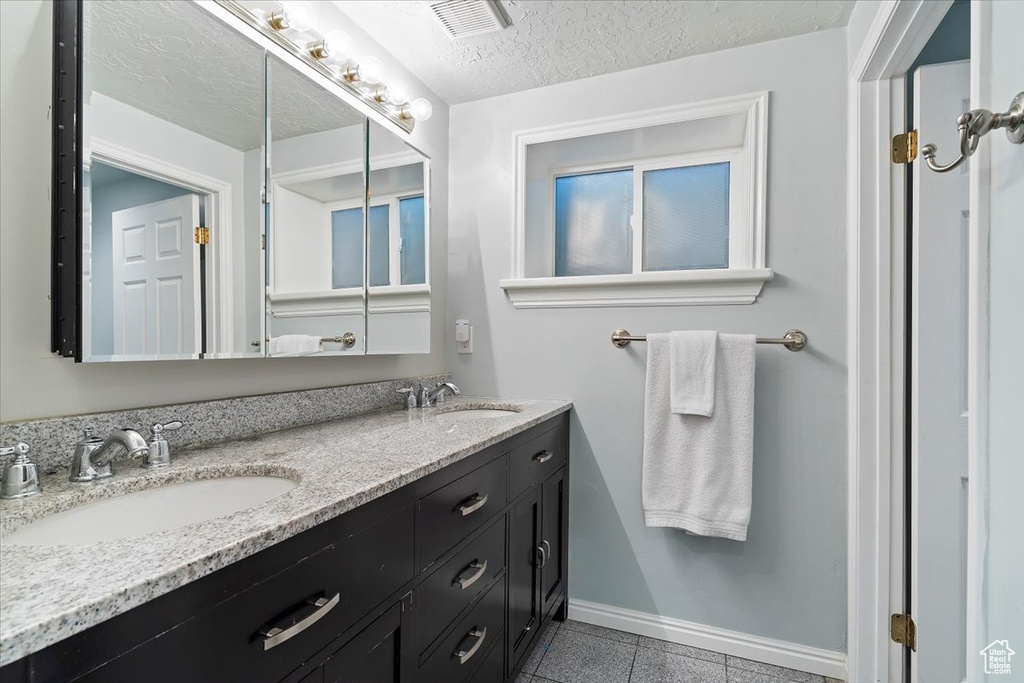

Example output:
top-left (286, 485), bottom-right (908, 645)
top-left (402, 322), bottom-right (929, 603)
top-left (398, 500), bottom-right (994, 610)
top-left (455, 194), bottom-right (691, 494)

top-left (330, 194), bottom-right (425, 289)
top-left (505, 91), bottom-right (770, 308)
top-left (552, 158), bottom-right (732, 278)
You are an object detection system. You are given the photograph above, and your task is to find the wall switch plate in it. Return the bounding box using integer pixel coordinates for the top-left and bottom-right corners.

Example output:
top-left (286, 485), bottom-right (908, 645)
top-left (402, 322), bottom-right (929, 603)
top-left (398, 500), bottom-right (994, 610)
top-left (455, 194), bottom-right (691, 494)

top-left (457, 326), bottom-right (474, 354)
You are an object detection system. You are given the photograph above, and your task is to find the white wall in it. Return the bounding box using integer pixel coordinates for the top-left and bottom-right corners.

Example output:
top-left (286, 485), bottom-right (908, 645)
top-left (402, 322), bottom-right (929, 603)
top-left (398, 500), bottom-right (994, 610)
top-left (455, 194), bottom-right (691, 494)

top-left (0, 0), bottom-right (449, 422)
top-left (980, 0), bottom-right (1023, 671)
top-left (447, 30), bottom-right (848, 650)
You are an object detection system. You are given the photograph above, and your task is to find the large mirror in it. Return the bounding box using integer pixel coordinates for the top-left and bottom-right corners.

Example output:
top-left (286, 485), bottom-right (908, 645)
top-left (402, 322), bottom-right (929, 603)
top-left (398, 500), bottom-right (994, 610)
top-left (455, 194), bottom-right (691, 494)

top-left (57, 0), bottom-right (432, 361)
top-left (266, 56), bottom-right (366, 356)
top-left (81, 0), bottom-right (265, 361)
top-left (366, 121), bottom-right (431, 354)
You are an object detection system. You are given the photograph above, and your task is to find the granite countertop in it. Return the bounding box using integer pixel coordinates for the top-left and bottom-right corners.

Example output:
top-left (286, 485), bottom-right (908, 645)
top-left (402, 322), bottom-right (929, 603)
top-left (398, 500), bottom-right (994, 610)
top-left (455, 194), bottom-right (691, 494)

top-left (0, 396), bottom-right (572, 666)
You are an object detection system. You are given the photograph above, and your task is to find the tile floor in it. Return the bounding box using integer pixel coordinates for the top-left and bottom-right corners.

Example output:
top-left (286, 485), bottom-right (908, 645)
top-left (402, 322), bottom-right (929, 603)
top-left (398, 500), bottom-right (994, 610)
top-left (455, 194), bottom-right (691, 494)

top-left (516, 620), bottom-right (844, 683)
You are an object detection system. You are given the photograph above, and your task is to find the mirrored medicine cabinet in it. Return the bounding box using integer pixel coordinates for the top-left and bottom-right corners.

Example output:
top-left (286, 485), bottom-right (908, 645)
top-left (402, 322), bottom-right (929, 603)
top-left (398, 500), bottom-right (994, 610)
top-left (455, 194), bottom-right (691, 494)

top-left (51, 0), bottom-right (432, 362)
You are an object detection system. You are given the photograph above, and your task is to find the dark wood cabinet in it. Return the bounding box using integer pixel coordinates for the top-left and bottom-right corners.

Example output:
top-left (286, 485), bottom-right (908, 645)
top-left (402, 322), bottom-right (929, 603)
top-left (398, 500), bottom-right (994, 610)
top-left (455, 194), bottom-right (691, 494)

top-left (508, 486), bottom-right (542, 672)
top-left (541, 467), bottom-right (567, 619)
top-left (1, 413), bottom-right (569, 683)
top-left (321, 595), bottom-right (413, 683)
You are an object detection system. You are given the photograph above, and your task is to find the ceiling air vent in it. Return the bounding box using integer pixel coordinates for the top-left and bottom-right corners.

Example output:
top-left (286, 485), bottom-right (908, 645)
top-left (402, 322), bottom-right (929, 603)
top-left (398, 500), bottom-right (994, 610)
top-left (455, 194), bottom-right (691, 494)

top-left (427, 0), bottom-right (510, 39)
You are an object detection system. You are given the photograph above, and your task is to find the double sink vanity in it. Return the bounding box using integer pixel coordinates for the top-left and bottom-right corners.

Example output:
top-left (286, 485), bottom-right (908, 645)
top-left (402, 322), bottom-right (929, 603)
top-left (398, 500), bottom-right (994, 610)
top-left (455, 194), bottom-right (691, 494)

top-left (0, 396), bottom-right (572, 682)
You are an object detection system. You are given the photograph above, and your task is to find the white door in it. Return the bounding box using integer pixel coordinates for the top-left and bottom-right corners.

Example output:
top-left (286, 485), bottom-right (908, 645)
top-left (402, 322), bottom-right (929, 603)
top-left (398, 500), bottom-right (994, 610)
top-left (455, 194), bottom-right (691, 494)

top-left (911, 59), bottom-right (971, 683)
top-left (111, 194), bottom-right (201, 356)
top-left (968, 2), bottom-right (1023, 681)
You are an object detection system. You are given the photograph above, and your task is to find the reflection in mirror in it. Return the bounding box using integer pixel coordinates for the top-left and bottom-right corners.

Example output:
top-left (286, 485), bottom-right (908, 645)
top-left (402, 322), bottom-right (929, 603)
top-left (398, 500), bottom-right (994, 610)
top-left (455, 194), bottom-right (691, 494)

top-left (267, 57), bottom-right (367, 356)
top-left (366, 120), bottom-right (431, 355)
top-left (82, 0), bottom-right (264, 361)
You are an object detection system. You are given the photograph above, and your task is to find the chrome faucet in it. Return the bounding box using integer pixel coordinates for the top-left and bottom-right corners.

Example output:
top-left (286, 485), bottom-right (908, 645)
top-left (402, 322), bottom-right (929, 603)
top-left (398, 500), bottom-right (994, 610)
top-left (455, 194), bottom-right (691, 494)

top-left (425, 382), bottom-right (461, 406)
top-left (69, 428), bottom-right (150, 482)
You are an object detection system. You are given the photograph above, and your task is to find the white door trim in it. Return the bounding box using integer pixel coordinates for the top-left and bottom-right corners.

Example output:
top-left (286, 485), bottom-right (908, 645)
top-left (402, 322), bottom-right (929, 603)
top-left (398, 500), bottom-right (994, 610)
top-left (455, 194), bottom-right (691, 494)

top-left (845, 2), bottom-right (952, 681)
top-left (88, 138), bottom-right (235, 354)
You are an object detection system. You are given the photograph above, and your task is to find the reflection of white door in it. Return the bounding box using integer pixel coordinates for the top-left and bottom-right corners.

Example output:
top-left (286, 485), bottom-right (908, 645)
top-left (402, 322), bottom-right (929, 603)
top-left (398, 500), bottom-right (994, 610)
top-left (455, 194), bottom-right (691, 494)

top-left (111, 195), bottom-right (200, 355)
top-left (911, 60), bottom-right (970, 683)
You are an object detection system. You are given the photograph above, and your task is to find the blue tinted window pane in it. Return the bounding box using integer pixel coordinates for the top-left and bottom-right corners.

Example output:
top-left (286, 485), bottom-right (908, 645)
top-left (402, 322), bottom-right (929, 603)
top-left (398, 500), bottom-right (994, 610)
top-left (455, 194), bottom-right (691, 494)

top-left (368, 205), bottom-right (390, 287)
top-left (554, 170), bottom-right (633, 277)
top-left (399, 196), bottom-right (425, 285)
top-left (643, 162), bottom-right (730, 271)
top-left (331, 207), bottom-right (363, 289)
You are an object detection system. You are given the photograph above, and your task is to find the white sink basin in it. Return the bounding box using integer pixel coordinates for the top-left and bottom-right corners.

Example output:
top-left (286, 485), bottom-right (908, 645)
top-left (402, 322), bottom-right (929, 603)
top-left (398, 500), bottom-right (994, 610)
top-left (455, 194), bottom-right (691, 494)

top-left (437, 407), bottom-right (520, 419)
top-left (4, 476), bottom-right (297, 546)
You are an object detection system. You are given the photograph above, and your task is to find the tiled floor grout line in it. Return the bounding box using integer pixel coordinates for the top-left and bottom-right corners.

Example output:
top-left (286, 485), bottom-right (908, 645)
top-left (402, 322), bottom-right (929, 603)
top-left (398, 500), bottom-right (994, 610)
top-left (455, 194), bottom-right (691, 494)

top-left (626, 641), bottom-right (640, 683)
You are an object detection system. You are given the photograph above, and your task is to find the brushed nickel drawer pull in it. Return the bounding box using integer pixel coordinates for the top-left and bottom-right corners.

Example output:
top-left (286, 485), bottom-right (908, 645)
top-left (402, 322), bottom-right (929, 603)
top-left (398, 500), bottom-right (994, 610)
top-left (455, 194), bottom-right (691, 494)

top-left (455, 492), bottom-right (488, 516)
top-left (258, 592), bottom-right (340, 651)
top-left (453, 560), bottom-right (488, 590)
top-left (453, 627), bottom-right (487, 664)
top-left (533, 450), bottom-right (553, 463)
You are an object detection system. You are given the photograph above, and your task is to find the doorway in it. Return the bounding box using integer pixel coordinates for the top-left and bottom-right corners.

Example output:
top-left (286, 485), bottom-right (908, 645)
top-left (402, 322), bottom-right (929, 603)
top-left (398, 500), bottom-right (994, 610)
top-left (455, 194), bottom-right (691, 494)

top-left (904, 4), bottom-right (971, 681)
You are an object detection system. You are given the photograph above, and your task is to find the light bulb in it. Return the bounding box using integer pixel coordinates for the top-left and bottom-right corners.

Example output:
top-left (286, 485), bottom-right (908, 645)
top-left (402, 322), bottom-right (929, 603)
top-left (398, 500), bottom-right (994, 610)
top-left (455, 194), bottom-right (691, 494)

top-left (384, 80), bottom-right (410, 105)
top-left (408, 97), bottom-right (433, 122)
top-left (358, 56), bottom-right (384, 85)
top-left (321, 30), bottom-right (351, 63)
top-left (280, 0), bottom-right (314, 31)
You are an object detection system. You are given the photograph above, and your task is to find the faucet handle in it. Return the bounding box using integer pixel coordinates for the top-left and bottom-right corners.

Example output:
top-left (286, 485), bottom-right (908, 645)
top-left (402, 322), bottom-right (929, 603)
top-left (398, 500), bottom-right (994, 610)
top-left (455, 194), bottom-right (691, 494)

top-left (144, 420), bottom-right (181, 469)
top-left (1, 442), bottom-right (41, 500)
top-left (150, 421), bottom-right (183, 436)
top-left (397, 387), bottom-right (417, 410)
top-left (0, 442), bottom-right (29, 458)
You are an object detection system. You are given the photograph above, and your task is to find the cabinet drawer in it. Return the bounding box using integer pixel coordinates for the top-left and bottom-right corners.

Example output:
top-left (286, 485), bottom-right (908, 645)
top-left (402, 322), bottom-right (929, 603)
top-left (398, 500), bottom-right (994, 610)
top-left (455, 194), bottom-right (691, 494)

top-left (418, 456), bottom-right (507, 569)
top-left (416, 514), bottom-right (505, 653)
top-left (467, 634), bottom-right (504, 683)
top-left (509, 422), bottom-right (568, 500)
top-left (81, 505), bottom-right (414, 683)
top-left (419, 576), bottom-right (505, 683)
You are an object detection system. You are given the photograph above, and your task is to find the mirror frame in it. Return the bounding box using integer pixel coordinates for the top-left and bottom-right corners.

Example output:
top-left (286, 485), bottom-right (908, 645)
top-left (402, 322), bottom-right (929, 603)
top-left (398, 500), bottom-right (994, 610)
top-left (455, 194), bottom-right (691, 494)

top-left (51, 0), bottom-right (82, 359)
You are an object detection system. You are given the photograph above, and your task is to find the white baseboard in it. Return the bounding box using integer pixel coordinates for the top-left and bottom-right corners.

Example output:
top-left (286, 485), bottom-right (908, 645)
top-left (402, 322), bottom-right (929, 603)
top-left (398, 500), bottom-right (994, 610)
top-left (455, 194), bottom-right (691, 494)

top-left (567, 598), bottom-right (847, 681)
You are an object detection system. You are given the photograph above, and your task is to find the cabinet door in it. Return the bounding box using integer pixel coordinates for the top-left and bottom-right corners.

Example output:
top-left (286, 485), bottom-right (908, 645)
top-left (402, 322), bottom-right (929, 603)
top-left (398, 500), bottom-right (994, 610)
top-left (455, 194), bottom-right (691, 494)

top-left (508, 487), bottom-right (542, 671)
top-left (322, 594), bottom-right (413, 683)
top-left (540, 467), bottom-right (566, 617)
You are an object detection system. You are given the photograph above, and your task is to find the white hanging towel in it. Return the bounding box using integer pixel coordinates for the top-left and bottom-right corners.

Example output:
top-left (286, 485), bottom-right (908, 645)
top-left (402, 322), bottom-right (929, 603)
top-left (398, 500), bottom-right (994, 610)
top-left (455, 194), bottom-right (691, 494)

top-left (269, 335), bottom-right (321, 356)
top-left (642, 332), bottom-right (756, 541)
top-left (670, 330), bottom-right (718, 416)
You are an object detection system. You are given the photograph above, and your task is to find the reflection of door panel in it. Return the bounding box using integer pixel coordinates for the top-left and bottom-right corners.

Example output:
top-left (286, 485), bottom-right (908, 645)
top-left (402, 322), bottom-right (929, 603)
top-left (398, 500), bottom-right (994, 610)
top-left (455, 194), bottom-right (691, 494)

top-left (111, 194), bottom-right (200, 355)
top-left (911, 60), bottom-right (969, 683)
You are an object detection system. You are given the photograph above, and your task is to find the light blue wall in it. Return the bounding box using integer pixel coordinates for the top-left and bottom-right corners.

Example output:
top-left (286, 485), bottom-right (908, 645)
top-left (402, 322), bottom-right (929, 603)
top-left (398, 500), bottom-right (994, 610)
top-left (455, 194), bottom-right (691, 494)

top-left (90, 168), bottom-right (192, 355)
top-left (448, 30), bottom-right (848, 650)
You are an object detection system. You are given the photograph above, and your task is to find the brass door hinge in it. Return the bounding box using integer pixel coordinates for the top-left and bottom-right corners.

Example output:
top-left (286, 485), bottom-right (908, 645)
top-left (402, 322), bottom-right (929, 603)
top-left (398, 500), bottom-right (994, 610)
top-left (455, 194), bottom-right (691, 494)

top-left (260, 234), bottom-right (266, 250)
top-left (194, 227), bottom-right (210, 246)
top-left (891, 613), bottom-right (917, 651)
top-left (892, 130), bottom-right (918, 164)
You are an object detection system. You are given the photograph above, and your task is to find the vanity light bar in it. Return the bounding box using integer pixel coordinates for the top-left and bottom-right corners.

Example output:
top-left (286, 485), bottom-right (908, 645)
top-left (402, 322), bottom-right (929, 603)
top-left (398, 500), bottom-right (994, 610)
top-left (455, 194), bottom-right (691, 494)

top-left (213, 0), bottom-right (432, 133)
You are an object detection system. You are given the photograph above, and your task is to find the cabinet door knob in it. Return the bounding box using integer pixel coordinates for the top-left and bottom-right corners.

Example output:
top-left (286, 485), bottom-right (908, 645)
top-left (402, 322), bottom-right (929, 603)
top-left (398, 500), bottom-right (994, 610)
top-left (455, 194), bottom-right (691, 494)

top-left (257, 592), bottom-right (340, 651)
top-left (453, 560), bottom-right (488, 590)
top-left (453, 627), bottom-right (487, 664)
top-left (455, 492), bottom-right (488, 516)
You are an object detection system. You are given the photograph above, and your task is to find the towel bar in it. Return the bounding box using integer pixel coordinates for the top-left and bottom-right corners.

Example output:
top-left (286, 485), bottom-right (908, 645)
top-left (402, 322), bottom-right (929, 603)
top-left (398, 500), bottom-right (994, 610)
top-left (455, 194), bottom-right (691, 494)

top-left (611, 329), bottom-right (807, 352)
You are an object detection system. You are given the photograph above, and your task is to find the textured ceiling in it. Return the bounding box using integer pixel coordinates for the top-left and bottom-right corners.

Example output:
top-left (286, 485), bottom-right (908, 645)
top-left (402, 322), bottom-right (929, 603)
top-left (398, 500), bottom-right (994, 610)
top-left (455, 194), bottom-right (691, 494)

top-left (85, 0), bottom-right (363, 152)
top-left (333, 0), bottom-right (856, 104)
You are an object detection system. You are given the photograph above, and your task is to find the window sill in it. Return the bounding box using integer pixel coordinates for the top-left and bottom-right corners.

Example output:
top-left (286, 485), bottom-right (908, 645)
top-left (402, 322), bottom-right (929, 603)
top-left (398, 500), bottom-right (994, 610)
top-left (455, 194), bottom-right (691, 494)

top-left (499, 268), bottom-right (773, 309)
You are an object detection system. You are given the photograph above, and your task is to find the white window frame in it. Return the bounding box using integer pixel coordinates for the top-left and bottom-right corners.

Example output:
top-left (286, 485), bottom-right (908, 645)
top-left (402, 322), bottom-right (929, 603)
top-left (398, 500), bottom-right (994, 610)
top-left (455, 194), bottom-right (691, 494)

top-left (325, 192), bottom-right (425, 289)
top-left (503, 91), bottom-right (771, 308)
top-left (550, 148), bottom-right (745, 277)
